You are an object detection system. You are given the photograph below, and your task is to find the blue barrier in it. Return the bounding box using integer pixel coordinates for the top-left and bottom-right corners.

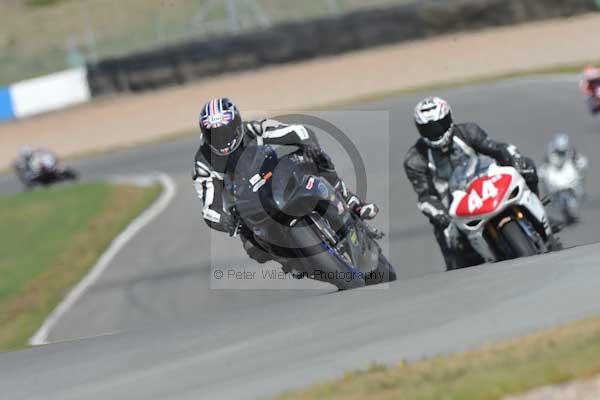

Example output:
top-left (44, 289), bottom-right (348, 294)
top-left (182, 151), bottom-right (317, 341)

top-left (0, 87), bottom-right (15, 122)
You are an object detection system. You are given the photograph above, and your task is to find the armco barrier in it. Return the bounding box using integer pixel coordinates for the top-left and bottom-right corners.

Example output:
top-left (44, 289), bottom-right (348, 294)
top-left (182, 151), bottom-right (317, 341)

top-left (0, 68), bottom-right (91, 123)
top-left (87, 0), bottom-right (598, 95)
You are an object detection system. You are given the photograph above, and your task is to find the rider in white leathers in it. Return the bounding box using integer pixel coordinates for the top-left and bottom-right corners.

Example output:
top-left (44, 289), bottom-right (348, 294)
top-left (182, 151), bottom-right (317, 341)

top-left (539, 133), bottom-right (588, 224)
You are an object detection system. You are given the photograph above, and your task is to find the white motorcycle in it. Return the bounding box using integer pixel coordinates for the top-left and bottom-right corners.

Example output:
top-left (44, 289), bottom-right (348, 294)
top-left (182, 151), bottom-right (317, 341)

top-left (539, 155), bottom-right (586, 226)
top-left (446, 157), bottom-right (553, 263)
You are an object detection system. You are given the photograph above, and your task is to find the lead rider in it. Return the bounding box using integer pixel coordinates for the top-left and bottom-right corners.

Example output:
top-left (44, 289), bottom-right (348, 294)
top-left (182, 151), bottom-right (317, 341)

top-left (403, 97), bottom-right (541, 270)
top-left (193, 97), bottom-right (378, 263)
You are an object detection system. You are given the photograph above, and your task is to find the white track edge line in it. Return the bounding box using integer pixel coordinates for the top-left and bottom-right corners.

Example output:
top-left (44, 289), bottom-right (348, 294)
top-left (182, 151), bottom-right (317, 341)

top-left (28, 172), bottom-right (177, 346)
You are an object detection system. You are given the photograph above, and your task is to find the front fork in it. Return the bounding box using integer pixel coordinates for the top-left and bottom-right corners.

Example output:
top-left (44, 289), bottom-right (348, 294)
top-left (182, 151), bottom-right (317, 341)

top-left (447, 206), bottom-right (546, 263)
top-left (488, 207), bottom-right (548, 256)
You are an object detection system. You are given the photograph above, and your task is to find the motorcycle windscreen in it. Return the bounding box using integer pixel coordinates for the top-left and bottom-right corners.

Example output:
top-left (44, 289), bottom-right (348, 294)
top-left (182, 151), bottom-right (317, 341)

top-left (455, 174), bottom-right (512, 217)
top-left (231, 145), bottom-right (279, 224)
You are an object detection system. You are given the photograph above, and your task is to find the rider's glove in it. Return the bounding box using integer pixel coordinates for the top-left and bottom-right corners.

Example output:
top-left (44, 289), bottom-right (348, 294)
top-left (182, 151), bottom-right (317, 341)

top-left (511, 155), bottom-right (535, 177)
top-left (431, 213), bottom-right (452, 230)
top-left (419, 197), bottom-right (450, 229)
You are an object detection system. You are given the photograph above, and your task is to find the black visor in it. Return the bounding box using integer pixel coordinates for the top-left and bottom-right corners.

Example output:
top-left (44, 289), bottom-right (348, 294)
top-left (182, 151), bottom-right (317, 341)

top-left (205, 123), bottom-right (244, 156)
top-left (416, 113), bottom-right (453, 142)
top-left (555, 149), bottom-right (567, 158)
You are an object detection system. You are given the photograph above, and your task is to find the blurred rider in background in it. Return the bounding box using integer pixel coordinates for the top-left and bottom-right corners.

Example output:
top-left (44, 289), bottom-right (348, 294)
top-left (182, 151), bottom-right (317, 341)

top-left (14, 146), bottom-right (48, 186)
top-left (539, 133), bottom-right (588, 224)
top-left (580, 65), bottom-right (600, 115)
top-left (403, 96), bottom-right (543, 270)
top-left (543, 133), bottom-right (588, 174)
top-left (192, 97), bottom-right (378, 265)
top-left (14, 146), bottom-right (76, 188)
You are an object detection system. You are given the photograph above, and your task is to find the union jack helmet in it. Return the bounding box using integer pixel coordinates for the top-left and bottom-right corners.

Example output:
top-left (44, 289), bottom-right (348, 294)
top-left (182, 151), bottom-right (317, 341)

top-left (414, 97), bottom-right (454, 150)
top-left (199, 97), bottom-right (244, 156)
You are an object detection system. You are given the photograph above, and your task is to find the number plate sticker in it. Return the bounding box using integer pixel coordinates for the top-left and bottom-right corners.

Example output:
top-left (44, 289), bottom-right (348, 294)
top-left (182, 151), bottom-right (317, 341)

top-left (456, 174), bottom-right (512, 217)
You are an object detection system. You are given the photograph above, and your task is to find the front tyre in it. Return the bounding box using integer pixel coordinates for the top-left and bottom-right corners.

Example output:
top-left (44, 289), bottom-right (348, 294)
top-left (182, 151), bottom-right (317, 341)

top-left (365, 246), bottom-right (397, 285)
top-left (290, 220), bottom-right (365, 291)
top-left (500, 220), bottom-right (539, 258)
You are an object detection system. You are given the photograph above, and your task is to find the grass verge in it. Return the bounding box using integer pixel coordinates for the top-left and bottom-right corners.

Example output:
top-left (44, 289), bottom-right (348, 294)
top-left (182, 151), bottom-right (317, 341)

top-left (277, 316), bottom-right (600, 400)
top-left (0, 182), bottom-right (161, 352)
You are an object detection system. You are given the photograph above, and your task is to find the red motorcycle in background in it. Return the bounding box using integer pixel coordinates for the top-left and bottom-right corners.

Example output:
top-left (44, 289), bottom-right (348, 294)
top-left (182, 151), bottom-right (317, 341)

top-left (580, 65), bottom-right (600, 116)
top-left (586, 85), bottom-right (600, 115)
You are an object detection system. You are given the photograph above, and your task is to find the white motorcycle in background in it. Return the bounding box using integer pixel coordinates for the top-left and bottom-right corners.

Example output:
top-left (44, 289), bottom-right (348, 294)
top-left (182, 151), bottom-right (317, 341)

top-left (539, 152), bottom-right (587, 227)
top-left (445, 157), bottom-right (554, 263)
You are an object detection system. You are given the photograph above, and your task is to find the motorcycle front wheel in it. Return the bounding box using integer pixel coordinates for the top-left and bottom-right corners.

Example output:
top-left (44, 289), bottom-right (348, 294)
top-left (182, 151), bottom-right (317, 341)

top-left (289, 219), bottom-right (365, 291)
top-left (500, 220), bottom-right (539, 258)
top-left (364, 244), bottom-right (397, 285)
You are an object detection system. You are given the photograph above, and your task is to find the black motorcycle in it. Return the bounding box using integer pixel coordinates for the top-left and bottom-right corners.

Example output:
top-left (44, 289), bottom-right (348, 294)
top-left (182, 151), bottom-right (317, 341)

top-left (224, 145), bottom-right (396, 290)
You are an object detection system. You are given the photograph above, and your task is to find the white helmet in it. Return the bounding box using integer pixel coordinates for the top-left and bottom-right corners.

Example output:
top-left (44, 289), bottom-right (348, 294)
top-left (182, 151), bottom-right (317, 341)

top-left (549, 133), bottom-right (570, 156)
top-left (548, 133), bottom-right (570, 168)
top-left (414, 97), bottom-right (453, 150)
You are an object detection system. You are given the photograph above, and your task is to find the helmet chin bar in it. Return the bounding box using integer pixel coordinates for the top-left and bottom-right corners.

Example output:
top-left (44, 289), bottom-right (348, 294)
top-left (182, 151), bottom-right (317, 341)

top-left (424, 129), bottom-right (453, 150)
top-left (210, 132), bottom-right (244, 156)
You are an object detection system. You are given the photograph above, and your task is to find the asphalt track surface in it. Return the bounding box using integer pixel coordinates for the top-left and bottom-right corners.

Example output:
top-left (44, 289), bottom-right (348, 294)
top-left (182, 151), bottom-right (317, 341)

top-left (2, 75), bottom-right (600, 399)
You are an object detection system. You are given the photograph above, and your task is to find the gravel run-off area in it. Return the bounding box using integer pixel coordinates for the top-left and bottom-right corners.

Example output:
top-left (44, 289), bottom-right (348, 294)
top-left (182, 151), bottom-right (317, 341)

top-left (0, 13), bottom-right (599, 169)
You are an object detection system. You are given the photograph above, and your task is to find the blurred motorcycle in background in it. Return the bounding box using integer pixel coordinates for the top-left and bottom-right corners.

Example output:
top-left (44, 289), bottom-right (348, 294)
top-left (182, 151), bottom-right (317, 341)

top-left (539, 134), bottom-right (588, 227)
top-left (14, 147), bottom-right (78, 189)
top-left (580, 65), bottom-right (600, 116)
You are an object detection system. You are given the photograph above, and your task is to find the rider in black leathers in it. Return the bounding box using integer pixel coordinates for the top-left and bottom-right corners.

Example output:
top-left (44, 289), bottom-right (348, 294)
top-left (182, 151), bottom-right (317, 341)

top-left (404, 97), bottom-right (540, 270)
top-left (193, 98), bottom-right (378, 264)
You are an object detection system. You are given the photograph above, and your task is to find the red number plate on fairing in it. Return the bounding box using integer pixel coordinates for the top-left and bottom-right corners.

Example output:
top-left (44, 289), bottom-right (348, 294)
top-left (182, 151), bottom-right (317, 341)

top-left (456, 174), bottom-right (512, 217)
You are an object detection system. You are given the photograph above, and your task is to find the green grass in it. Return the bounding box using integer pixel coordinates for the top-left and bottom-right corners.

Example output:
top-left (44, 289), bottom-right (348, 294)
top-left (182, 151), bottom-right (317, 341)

top-left (0, 182), bottom-right (161, 351)
top-left (26, 0), bottom-right (70, 7)
top-left (278, 316), bottom-right (600, 400)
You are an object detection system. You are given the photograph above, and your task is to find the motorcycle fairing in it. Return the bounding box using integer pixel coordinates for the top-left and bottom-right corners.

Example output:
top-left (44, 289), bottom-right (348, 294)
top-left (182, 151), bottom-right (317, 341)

top-left (542, 160), bottom-right (581, 193)
top-left (455, 173), bottom-right (512, 217)
top-left (448, 164), bottom-right (551, 262)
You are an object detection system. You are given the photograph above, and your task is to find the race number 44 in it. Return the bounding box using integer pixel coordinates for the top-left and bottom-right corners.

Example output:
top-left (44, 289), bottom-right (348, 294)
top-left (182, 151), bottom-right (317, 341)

top-left (468, 177), bottom-right (499, 213)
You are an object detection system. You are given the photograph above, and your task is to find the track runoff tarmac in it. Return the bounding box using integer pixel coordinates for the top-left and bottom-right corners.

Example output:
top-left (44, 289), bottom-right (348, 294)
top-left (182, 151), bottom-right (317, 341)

top-left (2, 75), bottom-right (600, 400)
